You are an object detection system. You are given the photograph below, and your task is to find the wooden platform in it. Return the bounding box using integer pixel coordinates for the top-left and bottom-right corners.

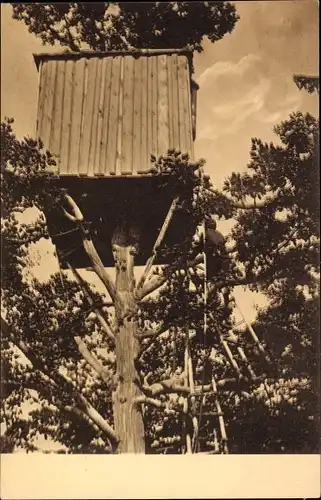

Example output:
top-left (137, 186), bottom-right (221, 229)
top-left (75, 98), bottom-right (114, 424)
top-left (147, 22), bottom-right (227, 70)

top-left (45, 176), bottom-right (192, 268)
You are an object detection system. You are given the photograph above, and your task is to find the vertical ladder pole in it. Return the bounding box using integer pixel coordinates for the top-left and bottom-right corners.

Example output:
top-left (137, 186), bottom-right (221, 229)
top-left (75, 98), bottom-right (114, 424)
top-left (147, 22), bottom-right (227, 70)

top-left (193, 220), bottom-right (208, 453)
top-left (185, 263), bottom-right (199, 453)
top-left (183, 337), bottom-right (192, 453)
top-left (201, 210), bottom-right (228, 455)
top-left (183, 249), bottom-right (194, 454)
top-left (212, 376), bottom-right (229, 454)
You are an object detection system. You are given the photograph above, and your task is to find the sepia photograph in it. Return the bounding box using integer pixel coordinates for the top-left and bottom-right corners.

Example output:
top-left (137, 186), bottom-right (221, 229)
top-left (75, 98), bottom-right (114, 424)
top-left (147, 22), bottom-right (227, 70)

top-left (0, 0), bottom-right (320, 497)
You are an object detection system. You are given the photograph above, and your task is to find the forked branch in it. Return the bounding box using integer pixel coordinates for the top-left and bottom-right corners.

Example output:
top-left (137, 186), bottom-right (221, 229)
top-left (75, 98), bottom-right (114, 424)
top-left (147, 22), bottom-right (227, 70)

top-left (62, 194), bottom-right (120, 306)
top-left (67, 262), bottom-right (116, 343)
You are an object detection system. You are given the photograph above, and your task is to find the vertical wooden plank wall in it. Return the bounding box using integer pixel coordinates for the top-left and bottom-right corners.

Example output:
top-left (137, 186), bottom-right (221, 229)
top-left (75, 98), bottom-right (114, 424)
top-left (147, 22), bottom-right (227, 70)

top-left (108, 56), bottom-right (122, 175)
top-left (60, 60), bottom-right (73, 175)
top-left (157, 54), bottom-right (169, 157)
top-left (99, 58), bottom-right (113, 175)
top-left (132, 57), bottom-right (142, 175)
top-left (36, 52), bottom-right (195, 176)
top-left (50, 60), bottom-right (65, 170)
top-left (69, 58), bottom-right (85, 174)
top-left (121, 57), bottom-right (134, 174)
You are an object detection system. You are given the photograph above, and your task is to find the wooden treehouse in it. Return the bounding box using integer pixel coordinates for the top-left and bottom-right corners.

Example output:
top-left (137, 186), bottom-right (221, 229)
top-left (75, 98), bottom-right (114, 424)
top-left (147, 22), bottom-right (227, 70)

top-left (33, 48), bottom-right (200, 268)
top-left (32, 48), bottom-right (271, 455)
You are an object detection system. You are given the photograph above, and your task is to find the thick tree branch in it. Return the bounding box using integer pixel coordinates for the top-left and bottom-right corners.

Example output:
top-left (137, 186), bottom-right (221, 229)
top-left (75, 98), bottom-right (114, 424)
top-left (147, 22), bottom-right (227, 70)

top-left (62, 194), bottom-right (120, 305)
top-left (67, 262), bottom-right (115, 343)
top-left (136, 323), bottom-right (167, 339)
top-left (136, 196), bottom-right (180, 291)
top-left (77, 396), bottom-right (118, 444)
top-left (37, 401), bottom-right (103, 443)
top-left (232, 196), bottom-right (279, 210)
top-left (135, 254), bottom-right (204, 302)
top-left (62, 194), bottom-right (84, 222)
top-left (142, 376), bottom-right (185, 396)
top-left (133, 395), bottom-right (164, 408)
top-left (1, 316), bottom-right (119, 446)
top-left (141, 375), bottom-right (251, 397)
top-left (135, 274), bottom-right (167, 301)
top-left (208, 187), bottom-right (281, 210)
top-left (62, 405), bottom-right (101, 433)
top-left (74, 336), bottom-right (112, 386)
top-left (30, 403), bottom-right (111, 452)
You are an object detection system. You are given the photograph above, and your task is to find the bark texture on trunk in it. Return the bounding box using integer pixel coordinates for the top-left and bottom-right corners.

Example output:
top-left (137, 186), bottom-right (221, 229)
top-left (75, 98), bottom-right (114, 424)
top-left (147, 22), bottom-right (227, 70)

top-left (112, 224), bottom-right (145, 453)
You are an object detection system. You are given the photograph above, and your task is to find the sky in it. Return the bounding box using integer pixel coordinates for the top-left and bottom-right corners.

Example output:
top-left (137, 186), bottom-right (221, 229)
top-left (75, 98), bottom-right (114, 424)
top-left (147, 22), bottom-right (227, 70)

top-left (1, 0), bottom-right (319, 324)
top-left (193, 0), bottom-right (319, 185)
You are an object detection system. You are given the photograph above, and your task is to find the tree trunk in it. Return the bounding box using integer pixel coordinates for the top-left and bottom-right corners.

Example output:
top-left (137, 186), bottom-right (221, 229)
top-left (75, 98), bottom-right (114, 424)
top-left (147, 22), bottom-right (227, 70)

top-left (112, 224), bottom-right (145, 453)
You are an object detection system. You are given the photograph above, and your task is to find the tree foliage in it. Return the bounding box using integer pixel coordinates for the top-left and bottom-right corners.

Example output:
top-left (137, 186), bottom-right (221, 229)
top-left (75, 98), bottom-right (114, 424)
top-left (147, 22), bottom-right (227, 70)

top-left (294, 75), bottom-right (320, 95)
top-left (11, 2), bottom-right (239, 53)
top-left (1, 94), bottom-right (319, 453)
top-left (226, 103), bottom-right (320, 452)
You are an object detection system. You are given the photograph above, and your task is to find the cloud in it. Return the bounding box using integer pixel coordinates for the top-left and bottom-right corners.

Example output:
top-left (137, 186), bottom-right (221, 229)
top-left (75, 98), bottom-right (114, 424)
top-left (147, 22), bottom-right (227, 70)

top-left (198, 54), bottom-right (261, 86)
top-left (257, 94), bottom-right (302, 125)
top-left (197, 52), bottom-right (304, 143)
top-left (211, 78), bottom-right (271, 122)
top-left (198, 76), bottom-right (272, 140)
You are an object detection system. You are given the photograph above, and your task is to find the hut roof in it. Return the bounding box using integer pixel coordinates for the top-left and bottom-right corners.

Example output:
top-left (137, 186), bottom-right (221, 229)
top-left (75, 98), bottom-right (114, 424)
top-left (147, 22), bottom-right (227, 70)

top-left (33, 48), bottom-right (194, 70)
